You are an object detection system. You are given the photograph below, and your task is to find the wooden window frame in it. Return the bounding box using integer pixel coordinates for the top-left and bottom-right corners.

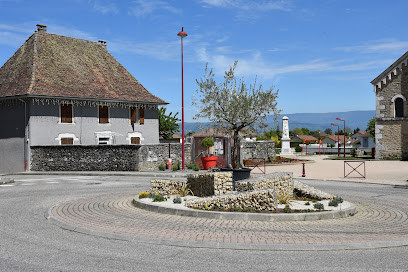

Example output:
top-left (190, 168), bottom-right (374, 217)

top-left (60, 104), bottom-right (73, 124)
top-left (60, 137), bottom-right (74, 145)
top-left (98, 106), bottom-right (109, 124)
top-left (139, 108), bottom-right (144, 125)
top-left (130, 107), bottom-right (137, 124)
top-left (130, 137), bottom-right (141, 144)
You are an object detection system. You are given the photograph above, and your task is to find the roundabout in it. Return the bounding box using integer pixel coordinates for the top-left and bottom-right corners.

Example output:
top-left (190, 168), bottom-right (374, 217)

top-left (1, 174), bottom-right (408, 271)
top-left (48, 186), bottom-right (408, 251)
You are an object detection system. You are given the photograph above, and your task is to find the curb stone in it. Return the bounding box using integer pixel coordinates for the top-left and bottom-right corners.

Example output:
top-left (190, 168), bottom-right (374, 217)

top-left (132, 198), bottom-right (356, 222)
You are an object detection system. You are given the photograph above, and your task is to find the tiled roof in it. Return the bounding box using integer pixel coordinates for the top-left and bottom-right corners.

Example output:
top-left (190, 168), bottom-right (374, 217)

top-left (0, 30), bottom-right (167, 104)
top-left (293, 135), bottom-right (318, 142)
top-left (325, 134), bottom-right (349, 143)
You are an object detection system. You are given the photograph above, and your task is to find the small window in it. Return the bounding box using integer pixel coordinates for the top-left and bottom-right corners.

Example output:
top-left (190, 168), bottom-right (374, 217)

top-left (139, 108), bottom-right (144, 125)
top-left (98, 137), bottom-right (111, 145)
top-left (395, 98), bottom-right (404, 117)
top-left (61, 138), bottom-right (74, 145)
top-left (60, 104), bottom-right (73, 123)
top-left (131, 137), bottom-right (140, 144)
top-left (99, 106), bottom-right (109, 123)
top-left (362, 137), bottom-right (368, 148)
top-left (130, 107), bottom-right (137, 124)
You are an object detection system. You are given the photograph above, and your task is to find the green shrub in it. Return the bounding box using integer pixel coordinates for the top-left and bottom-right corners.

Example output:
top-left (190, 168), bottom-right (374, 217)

top-left (350, 148), bottom-right (357, 157)
top-left (158, 163), bottom-right (166, 171)
top-left (276, 188), bottom-right (293, 204)
top-left (172, 162), bottom-right (180, 171)
top-left (314, 202), bottom-right (324, 210)
top-left (186, 163), bottom-right (193, 169)
top-left (192, 163), bottom-right (200, 171)
top-left (138, 191), bottom-right (150, 199)
top-left (328, 199), bottom-right (338, 207)
top-left (200, 137), bottom-right (214, 148)
top-left (304, 201), bottom-right (310, 206)
top-left (283, 205), bottom-right (291, 213)
top-left (329, 197), bottom-right (344, 207)
top-left (152, 194), bottom-right (167, 202)
top-left (173, 197), bottom-right (182, 204)
top-left (295, 145), bottom-right (302, 152)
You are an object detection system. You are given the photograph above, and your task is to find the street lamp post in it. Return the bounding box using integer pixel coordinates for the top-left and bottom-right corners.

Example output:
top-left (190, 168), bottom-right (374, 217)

top-left (336, 118), bottom-right (346, 157)
top-left (177, 27), bottom-right (187, 170)
top-left (331, 123), bottom-right (340, 157)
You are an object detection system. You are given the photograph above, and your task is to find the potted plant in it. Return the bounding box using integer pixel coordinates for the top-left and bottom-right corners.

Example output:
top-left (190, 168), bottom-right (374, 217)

top-left (200, 137), bottom-right (217, 170)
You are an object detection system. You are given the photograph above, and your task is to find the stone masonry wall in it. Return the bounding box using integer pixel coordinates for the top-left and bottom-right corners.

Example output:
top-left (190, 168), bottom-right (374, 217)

top-left (375, 120), bottom-right (408, 160)
top-left (150, 179), bottom-right (185, 195)
top-left (30, 143), bottom-right (192, 171)
top-left (375, 67), bottom-right (408, 160)
top-left (235, 172), bottom-right (293, 197)
top-left (186, 172), bottom-right (233, 197)
top-left (186, 189), bottom-right (277, 211)
top-left (241, 140), bottom-right (275, 161)
top-left (137, 143), bottom-right (192, 171)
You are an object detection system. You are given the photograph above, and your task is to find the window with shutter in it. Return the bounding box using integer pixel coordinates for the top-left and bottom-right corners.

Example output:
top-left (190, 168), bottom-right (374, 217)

top-left (130, 107), bottom-right (137, 124)
top-left (139, 108), bottom-right (144, 125)
top-left (99, 106), bottom-right (109, 123)
top-left (131, 137), bottom-right (140, 144)
top-left (61, 138), bottom-right (74, 145)
top-left (60, 104), bottom-right (73, 123)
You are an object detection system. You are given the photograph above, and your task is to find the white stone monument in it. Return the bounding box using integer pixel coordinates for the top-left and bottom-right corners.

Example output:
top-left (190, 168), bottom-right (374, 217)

top-left (280, 116), bottom-right (294, 156)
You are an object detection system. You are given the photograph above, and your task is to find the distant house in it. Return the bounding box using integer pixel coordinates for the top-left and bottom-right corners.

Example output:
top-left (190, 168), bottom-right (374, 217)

top-left (0, 24), bottom-right (167, 173)
top-left (159, 133), bottom-right (181, 143)
top-left (371, 51), bottom-right (408, 160)
top-left (322, 135), bottom-right (350, 147)
top-left (312, 131), bottom-right (327, 138)
top-left (350, 131), bottom-right (375, 150)
top-left (291, 135), bottom-right (318, 144)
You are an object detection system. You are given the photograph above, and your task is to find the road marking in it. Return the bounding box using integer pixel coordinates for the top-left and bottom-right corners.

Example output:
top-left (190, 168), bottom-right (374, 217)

top-left (21, 183), bottom-right (35, 186)
top-left (46, 182), bottom-right (60, 184)
top-left (0, 184), bottom-right (15, 187)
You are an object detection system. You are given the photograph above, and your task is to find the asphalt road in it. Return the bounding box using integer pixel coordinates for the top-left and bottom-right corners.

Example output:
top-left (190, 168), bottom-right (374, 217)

top-left (1, 175), bottom-right (408, 272)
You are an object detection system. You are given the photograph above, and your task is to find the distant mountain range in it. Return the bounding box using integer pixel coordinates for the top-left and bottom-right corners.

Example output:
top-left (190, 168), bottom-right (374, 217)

top-left (180, 110), bottom-right (375, 134)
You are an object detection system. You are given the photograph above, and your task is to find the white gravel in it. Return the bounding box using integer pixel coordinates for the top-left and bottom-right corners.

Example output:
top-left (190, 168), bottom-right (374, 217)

top-left (137, 195), bottom-right (352, 212)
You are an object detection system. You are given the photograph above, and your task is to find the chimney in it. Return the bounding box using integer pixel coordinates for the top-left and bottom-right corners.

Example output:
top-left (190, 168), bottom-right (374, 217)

top-left (98, 40), bottom-right (107, 48)
top-left (36, 24), bottom-right (47, 33)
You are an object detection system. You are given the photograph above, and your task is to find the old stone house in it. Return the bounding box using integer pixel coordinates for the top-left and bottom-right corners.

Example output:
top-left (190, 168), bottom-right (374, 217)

top-left (371, 51), bottom-right (408, 160)
top-left (0, 24), bottom-right (167, 173)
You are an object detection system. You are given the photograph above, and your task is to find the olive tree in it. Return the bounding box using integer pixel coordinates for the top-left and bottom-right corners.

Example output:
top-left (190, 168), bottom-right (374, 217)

top-left (193, 61), bottom-right (280, 168)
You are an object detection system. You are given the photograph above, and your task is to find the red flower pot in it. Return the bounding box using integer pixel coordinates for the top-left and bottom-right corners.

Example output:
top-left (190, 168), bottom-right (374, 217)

top-left (201, 156), bottom-right (217, 170)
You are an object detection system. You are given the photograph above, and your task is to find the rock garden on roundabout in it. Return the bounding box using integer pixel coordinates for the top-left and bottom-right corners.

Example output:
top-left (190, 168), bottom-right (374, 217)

top-left (133, 171), bottom-right (356, 221)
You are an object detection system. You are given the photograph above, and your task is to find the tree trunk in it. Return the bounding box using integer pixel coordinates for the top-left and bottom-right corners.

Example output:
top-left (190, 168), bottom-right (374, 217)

top-left (232, 130), bottom-right (242, 169)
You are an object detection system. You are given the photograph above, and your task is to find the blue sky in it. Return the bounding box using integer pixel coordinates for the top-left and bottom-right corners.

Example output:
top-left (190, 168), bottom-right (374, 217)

top-left (0, 0), bottom-right (407, 122)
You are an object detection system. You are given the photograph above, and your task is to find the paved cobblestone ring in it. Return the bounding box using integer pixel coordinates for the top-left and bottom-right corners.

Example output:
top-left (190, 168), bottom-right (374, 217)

top-left (48, 192), bottom-right (408, 251)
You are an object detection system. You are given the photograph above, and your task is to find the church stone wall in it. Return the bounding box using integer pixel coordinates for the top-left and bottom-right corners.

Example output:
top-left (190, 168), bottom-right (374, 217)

top-left (375, 67), bottom-right (408, 160)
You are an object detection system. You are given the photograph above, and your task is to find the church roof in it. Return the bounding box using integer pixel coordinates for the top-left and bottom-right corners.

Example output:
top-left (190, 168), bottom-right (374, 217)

top-left (0, 25), bottom-right (167, 105)
top-left (371, 50), bottom-right (408, 92)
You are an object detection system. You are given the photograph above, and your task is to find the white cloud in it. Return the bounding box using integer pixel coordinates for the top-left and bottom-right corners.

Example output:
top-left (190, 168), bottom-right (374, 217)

top-left (199, 0), bottom-right (291, 22)
top-left (0, 31), bottom-right (27, 46)
top-left (195, 47), bottom-right (394, 80)
top-left (128, 0), bottom-right (181, 17)
top-left (109, 39), bottom-right (180, 61)
top-left (0, 23), bottom-right (32, 33)
top-left (92, 0), bottom-right (119, 15)
top-left (335, 40), bottom-right (408, 54)
top-left (200, 0), bottom-right (291, 11)
top-left (49, 25), bottom-right (98, 41)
